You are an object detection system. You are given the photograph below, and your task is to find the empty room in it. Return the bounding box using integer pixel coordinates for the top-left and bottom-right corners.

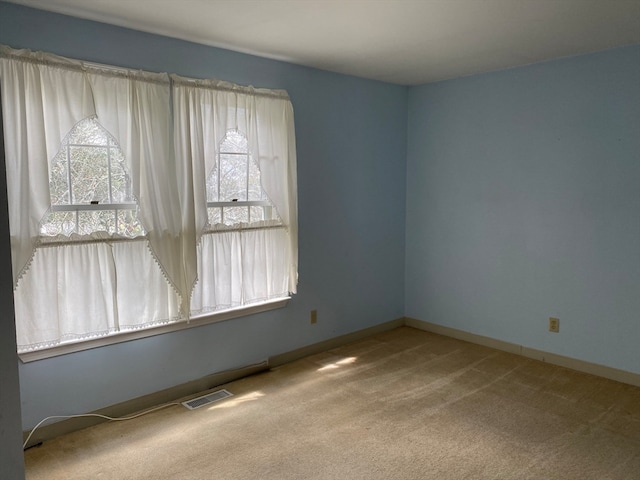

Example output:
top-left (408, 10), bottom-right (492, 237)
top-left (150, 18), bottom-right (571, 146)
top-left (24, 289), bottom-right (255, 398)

top-left (0, 1), bottom-right (638, 479)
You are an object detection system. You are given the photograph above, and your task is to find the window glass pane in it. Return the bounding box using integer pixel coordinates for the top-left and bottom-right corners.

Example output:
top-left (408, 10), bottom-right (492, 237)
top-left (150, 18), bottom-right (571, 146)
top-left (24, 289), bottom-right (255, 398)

top-left (222, 206), bottom-right (248, 225)
top-left (40, 210), bottom-right (76, 236)
top-left (220, 130), bottom-right (248, 154)
top-left (249, 206), bottom-right (265, 223)
top-left (40, 209), bottom-right (144, 238)
top-left (110, 149), bottom-right (133, 203)
top-left (70, 146), bottom-right (109, 204)
top-left (207, 207), bottom-right (222, 226)
top-left (219, 153), bottom-right (248, 201)
top-left (49, 150), bottom-right (70, 205)
top-left (206, 165), bottom-right (219, 202)
top-left (68, 117), bottom-right (106, 145)
top-left (248, 160), bottom-right (262, 201)
top-left (77, 210), bottom-right (116, 235)
top-left (116, 209), bottom-right (145, 237)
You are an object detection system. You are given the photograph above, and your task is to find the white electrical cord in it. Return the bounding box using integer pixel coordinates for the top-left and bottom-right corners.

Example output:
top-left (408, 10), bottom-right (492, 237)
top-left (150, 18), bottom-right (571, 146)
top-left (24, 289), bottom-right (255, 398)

top-left (23, 359), bottom-right (269, 450)
top-left (23, 402), bottom-right (180, 450)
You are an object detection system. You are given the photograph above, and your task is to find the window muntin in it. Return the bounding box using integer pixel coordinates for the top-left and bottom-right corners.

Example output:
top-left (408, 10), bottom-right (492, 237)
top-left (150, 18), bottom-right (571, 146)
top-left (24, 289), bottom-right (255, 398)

top-left (40, 117), bottom-right (145, 238)
top-left (205, 129), bottom-right (280, 228)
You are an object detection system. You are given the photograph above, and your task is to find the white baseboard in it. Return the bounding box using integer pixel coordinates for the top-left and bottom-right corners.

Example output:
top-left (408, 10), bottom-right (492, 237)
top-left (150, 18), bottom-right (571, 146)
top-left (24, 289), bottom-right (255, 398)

top-left (270, 318), bottom-right (405, 367)
top-left (405, 317), bottom-right (640, 388)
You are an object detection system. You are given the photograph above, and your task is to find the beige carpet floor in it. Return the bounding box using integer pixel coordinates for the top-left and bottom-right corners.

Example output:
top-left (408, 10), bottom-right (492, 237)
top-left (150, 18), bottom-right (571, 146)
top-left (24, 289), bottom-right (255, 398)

top-left (24, 327), bottom-right (640, 479)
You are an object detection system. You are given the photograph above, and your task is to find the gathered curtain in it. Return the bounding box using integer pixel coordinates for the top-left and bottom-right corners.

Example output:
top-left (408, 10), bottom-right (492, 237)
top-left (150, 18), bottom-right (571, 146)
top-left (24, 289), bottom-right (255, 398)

top-left (13, 240), bottom-right (181, 349)
top-left (172, 75), bottom-right (298, 311)
top-left (1, 45), bottom-right (297, 352)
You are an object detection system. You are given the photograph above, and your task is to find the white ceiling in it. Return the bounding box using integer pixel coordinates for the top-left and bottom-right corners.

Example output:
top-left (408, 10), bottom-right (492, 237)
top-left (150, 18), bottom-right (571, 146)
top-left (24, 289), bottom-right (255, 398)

top-left (7, 0), bottom-right (640, 85)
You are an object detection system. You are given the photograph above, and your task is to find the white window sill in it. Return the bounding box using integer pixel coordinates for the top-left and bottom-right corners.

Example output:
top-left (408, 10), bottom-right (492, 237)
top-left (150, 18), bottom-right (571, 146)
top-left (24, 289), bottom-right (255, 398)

top-left (18, 297), bottom-right (290, 363)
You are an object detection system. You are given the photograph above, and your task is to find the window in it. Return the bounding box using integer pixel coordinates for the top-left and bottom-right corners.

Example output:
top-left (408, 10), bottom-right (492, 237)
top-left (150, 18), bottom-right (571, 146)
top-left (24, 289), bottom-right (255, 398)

top-left (41, 117), bottom-right (145, 238)
top-left (1, 45), bottom-right (297, 357)
top-left (206, 129), bottom-right (280, 228)
top-left (173, 73), bottom-right (298, 318)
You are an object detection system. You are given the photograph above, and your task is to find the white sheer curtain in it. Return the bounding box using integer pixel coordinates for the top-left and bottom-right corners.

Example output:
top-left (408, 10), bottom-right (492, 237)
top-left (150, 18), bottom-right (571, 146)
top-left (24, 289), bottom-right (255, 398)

top-left (190, 229), bottom-right (291, 314)
top-left (1, 45), bottom-right (297, 352)
top-left (86, 69), bottom-right (194, 309)
top-left (172, 75), bottom-right (298, 313)
top-left (0, 46), bottom-right (93, 286)
top-left (0, 46), bottom-right (191, 351)
top-left (13, 240), bottom-right (180, 350)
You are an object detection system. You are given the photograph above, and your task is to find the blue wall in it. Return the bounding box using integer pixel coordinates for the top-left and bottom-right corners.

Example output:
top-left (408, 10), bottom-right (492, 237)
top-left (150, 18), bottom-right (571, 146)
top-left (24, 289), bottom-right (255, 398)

top-left (0, 2), bottom-right (407, 430)
top-left (406, 45), bottom-right (640, 374)
top-left (1, 1), bottom-right (638, 447)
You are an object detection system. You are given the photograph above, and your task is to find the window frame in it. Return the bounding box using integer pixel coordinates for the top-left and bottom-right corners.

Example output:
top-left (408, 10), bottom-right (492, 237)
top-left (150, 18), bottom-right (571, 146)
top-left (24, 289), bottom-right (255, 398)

top-left (205, 129), bottom-right (279, 228)
top-left (18, 296), bottom-right (290, 363)
top-left (41, 117), bottom-right (145, 240)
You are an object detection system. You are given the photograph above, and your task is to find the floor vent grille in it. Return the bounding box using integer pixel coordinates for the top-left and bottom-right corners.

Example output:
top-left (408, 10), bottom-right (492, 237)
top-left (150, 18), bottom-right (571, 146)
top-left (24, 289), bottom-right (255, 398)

top-left (182, 389), bottom-right (233, 410)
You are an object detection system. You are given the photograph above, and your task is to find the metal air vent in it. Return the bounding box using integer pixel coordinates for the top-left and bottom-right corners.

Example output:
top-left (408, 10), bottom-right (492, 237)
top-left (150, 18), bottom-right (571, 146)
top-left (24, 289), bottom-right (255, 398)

top-left (182, 389), bottom-right (233, 410)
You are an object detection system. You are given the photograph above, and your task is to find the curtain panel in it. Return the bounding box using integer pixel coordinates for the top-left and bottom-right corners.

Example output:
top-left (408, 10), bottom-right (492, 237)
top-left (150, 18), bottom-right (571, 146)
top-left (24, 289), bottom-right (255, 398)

top-left (0, 45), bottom-right (298, 352)
top-left (0, 46), bottom-right (191, 300)
top-left (172, 75), bottom-right (298, 295)
top-left (14, 240), bottom-right (181, 350)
